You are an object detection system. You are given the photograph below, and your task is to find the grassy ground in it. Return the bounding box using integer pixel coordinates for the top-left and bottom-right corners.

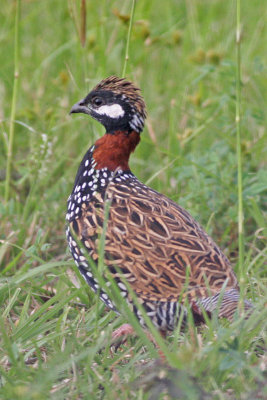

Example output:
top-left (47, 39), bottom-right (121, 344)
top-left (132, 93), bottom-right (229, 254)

top-left (0, 0), bottom-right (266, 399)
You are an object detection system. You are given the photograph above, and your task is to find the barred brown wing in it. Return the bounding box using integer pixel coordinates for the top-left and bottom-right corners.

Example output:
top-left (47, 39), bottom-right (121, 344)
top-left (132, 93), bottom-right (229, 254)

top-left (74, 178), bottom-right (238, 304)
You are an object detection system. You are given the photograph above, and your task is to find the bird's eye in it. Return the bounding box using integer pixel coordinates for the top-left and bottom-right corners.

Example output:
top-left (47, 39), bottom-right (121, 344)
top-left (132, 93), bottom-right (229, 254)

top-left (92, 97), bottom-right (103, 107)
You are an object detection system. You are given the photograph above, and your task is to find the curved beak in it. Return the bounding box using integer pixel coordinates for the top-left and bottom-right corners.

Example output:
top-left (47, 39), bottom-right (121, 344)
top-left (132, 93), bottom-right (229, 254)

top-left (69, 100), bottom-right (91, 115)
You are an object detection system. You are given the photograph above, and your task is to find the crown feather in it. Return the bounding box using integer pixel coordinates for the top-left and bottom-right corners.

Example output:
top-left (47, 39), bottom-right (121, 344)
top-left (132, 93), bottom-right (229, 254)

top-left (93, 76), bottom-right (147, 119)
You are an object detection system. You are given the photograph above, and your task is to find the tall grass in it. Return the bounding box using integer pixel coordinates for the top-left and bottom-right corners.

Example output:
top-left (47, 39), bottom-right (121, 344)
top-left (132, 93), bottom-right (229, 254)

top-left (0, 0), bottom-right (266, 399)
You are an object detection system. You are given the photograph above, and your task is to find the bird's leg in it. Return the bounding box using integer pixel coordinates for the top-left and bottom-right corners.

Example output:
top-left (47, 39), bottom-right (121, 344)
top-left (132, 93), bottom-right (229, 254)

top-left (111, 324), bottom-right (167, 362)
top-left (112, 323), bottom-right (134, 339)
top-left (111, 324), bottom-right (136, 353)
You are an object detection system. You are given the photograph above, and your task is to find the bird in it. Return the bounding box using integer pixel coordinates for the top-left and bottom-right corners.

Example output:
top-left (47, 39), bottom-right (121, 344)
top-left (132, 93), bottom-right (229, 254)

top-left (66, 76), bottom-right (252, 336)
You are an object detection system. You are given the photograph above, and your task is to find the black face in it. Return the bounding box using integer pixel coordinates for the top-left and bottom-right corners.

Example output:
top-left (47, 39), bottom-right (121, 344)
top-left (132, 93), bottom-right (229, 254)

top-left (70, 90), bottom-right (145, 133)
top-left (70, 90), bottom-right (138, 133)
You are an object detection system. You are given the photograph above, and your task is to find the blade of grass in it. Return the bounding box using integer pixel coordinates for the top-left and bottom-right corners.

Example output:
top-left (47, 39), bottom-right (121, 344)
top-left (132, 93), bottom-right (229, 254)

top-left (2, 287), bottom-right (21, 318)
top-left (235, 0), bottom-right (244, 281)
top-left (0, 315), bottom-right (17, 364)
top-left (80, 0), bottom-right (86, 47)
top-left (0, 261), bottom-right (72, 298)
top-left (4, 0), bottom-right (20, 203)
top-left (121, 0), bottom-right (136, 77)
top-left (12, 288), bottom-right (80, 341)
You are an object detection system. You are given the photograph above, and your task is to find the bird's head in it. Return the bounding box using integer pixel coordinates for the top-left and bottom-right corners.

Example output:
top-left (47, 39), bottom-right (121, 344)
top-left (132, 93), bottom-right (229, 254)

top-left (70, 76), bottom-right (147, 134)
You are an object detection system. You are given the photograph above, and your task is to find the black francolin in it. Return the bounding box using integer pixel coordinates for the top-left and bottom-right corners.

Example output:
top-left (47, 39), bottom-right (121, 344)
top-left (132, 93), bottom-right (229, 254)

top-left (67, 76), bottom-right (252, 335)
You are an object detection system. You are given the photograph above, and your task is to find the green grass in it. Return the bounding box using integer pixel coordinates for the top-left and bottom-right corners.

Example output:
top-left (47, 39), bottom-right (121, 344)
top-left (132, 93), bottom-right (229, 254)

top-left (0, 0), bottom-right (266, 398)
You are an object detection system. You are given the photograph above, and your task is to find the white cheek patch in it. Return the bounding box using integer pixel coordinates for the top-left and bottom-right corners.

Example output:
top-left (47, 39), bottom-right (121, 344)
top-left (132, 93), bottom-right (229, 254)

top-left (96, 104), bottom-right (125, 119)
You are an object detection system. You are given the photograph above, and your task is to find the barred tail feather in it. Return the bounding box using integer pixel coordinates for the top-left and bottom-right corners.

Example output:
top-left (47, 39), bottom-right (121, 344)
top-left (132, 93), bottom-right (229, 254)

top-left (197, 289), bottom-right (253, 321)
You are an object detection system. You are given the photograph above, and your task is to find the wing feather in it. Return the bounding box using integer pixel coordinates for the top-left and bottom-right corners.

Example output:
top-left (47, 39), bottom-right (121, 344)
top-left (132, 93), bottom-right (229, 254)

top-left (76, 179), bottom-right (238, 303)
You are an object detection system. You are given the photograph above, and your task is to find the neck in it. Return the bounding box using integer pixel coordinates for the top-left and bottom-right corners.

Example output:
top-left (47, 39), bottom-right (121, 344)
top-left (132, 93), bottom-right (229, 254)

top-left (92, 130), bottom-right (140, 171)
